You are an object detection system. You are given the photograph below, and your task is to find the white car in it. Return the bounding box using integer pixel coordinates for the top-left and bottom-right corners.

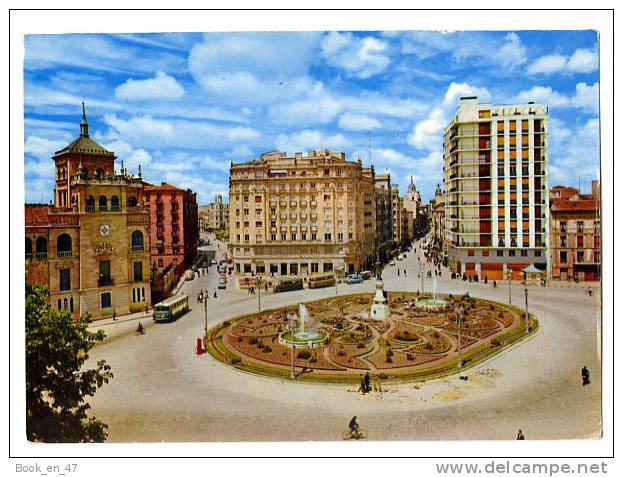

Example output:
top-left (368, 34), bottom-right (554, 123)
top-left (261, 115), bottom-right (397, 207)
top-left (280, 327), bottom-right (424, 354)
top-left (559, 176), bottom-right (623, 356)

top-left (389, 261), bottom-right (396, 266)
top-left (210, 259), bottom-right (217, 265)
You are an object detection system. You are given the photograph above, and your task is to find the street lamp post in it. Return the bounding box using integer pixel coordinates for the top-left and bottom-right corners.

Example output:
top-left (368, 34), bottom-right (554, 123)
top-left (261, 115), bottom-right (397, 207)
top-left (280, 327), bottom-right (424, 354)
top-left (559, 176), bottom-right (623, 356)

top-left (524, 285), bottom-right (529, 335)
top-left (334, 270), bottom-right (338, 295)
top-left (287, 315), bottom-right (297, 378)
top-left (257, 276), bottom-right (262, 312)
top-left (507, 270), bottom-right (512, 304)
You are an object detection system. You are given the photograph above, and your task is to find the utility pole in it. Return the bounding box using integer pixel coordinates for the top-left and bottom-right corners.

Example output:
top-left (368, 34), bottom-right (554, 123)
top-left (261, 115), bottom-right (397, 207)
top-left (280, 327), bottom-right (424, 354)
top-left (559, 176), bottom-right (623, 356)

top-left (257, 276), bottom-right (262, 312)
top-left (524, 285), bottom-right (529, 334)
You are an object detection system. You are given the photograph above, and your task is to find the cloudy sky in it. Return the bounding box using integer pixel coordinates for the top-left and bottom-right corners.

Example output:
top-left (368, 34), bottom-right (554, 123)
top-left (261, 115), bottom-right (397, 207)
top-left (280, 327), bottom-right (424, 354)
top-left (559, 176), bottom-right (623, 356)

top-left (23, 30), bottom-right (599, 204)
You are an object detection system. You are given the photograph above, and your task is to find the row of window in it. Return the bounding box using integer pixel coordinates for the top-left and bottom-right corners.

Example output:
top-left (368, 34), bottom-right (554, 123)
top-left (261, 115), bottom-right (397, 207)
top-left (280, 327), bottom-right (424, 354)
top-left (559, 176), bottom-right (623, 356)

top-left (235, 262), bottom-right (336, 274)
top-left (85, 195), bottom-right (139, 212)
top-left (467, 249), bottom-right (543, 258)
top-left (559, 250), bottom-right (600, 264)
top-left (26, 231), bottom-right (144, 260)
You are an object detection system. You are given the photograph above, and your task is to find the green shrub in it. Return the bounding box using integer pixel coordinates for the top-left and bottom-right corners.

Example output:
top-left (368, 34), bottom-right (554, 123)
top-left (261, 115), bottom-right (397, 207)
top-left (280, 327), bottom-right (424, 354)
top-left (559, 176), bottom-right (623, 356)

top-left (248, 337), bottom-right (259, 345)
top-left (386, 356), bottom-right (393, 363)
top-left (407, 354), bottom-right (414, 361)
top-left (491, 337), bottom-right (502, 346)
top-left (222, 320), bottom-right (231, 327)
top-left (230, 356), bottom-right (242, 365)
top-left (379, 372), bottom-right (389, 380)
top-left (297, 350), bottom-right (311, 360)
top-left (424, 342), bottom-right (433, 350)
top-left (262, 345), bottom-right (272, 353)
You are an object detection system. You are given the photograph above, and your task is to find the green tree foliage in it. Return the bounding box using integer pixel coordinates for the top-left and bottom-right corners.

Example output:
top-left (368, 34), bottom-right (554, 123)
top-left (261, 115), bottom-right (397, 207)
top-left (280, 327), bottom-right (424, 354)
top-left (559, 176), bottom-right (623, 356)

top-left (25, 284), bottom-right (113, 442)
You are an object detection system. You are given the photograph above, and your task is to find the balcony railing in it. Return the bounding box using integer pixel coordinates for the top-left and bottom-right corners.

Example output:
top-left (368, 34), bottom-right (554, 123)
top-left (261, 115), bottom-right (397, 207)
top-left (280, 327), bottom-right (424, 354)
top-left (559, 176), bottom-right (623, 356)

top-left (85, 205), bottom-right (96, 212)
top-left (131, 245), bottom-right (145, 252)
top-left (57, 250), bottom-right (73, 258)
top-left (98, 277), bottom-right (113, 287)
top-left (35, 252), bottom-right (48, 260)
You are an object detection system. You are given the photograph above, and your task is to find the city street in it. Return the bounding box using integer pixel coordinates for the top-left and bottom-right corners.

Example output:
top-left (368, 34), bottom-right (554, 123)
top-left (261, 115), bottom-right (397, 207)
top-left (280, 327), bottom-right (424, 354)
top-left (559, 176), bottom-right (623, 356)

top-left (86, 235), bottom-right (602, 442)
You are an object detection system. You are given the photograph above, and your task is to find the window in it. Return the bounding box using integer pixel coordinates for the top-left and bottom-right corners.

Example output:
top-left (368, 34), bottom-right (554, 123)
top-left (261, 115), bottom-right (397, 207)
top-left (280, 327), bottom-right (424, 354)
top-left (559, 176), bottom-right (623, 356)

top-left (577, 236), bottom-right (584, 248)
top-left (323, 262), bottom-right (333, 272)
top-left (131, 230), bottom-right (144, 251)
top-left (255, 196), bottom-right (262, 203)
top-left (158, 259), bottom-right (164, 267)
top-left (467, 249), bottom-right (474, 257)
top-left (100, 292), bottom-right (112, 309)
top-left (301, 233), bottom-right (307, 241)
top-left (111, 195), bottom-right (120, 211)
top-left (535, 250), bottom-right (542, 257)
top-left (70, 297), bottom-right (74, 313)
top-left (560, 251), bottom-right (568, 263)
top-left (271, 234), bottom-right (276, 241)
top-left (521, 250), bottom-right (528, 257)
top-left (281, 234), bottom-right (286, 241)
top-left (291, 233), bottom-right (296, 241)
top-left (99, 260), bottom-right (111, 287)
top-left (36, 237), bottom-right (48, 260)
top-left (338, 233), bottom-right (343, 241)
top-left (577, 251), bottom-right (584, 263)
top-left (311, 263), bottom-right (319, 273)
top-left (509, 250), bottom-right (516, 257)
top-left (25, 237), bottom-right (32, 260)
top-left (134, 261), bottom-right (143, 282)
top-left (99, 195), bottom-right (108, 212)
top-left (57, 234), bottom-right (72, 258)
top-left (86, 195), bottom-right (95, 212)
top-left (59, 269), bottom-right (71, 291)
top-left (324, 233), bottom-right (332, 242)
top-left (311, 233), bottom-right (317, 241)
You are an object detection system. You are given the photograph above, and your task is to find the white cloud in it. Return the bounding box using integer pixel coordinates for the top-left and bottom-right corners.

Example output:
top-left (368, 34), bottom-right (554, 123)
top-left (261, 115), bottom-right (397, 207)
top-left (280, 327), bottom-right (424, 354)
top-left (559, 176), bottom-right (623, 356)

top-left (495, 32), bottom-right (527, 69)
top-left (408, 108), bottom-right (446, 151)
top-left (115, 71), bottom-right (185, 100)
top-left (275, 130), bottom-right (349, 154)
top-left (268, 95), bottom-right (342, 125)
top-left (337, 112), bottom-right (381, 131)
top-left (527, 48), bottom-right (598, 75)
top-left (567, 48), bottom-right (599, 72)
top-left (548, 117), bottom-right (600, 185)
top-left (443, 82), bottom-right (492, 106)
top-left (321, 32), bottom-right (390, 79)
top-left (188, 32), bottom-right (321, 104)
top-left (24, 135), bottom-right (67, 160)
top-left (512, 82), bottom-right (599, 114)
top-left (526, 54), bottom-right (568, 75)
top-left (227, 145), bottom-right (253, 158)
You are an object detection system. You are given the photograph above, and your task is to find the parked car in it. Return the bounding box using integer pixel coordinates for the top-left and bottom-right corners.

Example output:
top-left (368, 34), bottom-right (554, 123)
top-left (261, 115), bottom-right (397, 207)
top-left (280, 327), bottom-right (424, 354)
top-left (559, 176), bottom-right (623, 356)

top-left (396, 254), bottom-right (404, 261)
top-left (218, 279), bottom-right (227, 289)
top-left (211, 259), bottom-right (217, 265)
top-left (389, 261), bottom-right (396, 266)
top-left (345, 274), bottom-right (364, 284)
top-left (185, 270), bottom-right (195, 280)
top-left (359, 270), bottom-right (373, 280)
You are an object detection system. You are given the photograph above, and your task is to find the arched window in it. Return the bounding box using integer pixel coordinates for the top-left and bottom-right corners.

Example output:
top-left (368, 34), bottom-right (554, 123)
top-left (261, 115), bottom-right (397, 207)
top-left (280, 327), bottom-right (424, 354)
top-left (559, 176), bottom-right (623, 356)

top-left (36, 237), bottom-right (48, 260)
top-left (86, 195), bottom-right (95, 212)
top-left (95, 168), bottom-right (104, 179)
top-left (99, 195), bottom-right (107, 211)
top-left (57, 233), bottom-right (72, 258)
top-left (111, 195), bottom-right (120, 211)
top-left (131, 230), bottom-right (144, 251)
top-left (25, 237), bottom-right (32, 261)
top-left (128, 196), bottom-right (138, 208)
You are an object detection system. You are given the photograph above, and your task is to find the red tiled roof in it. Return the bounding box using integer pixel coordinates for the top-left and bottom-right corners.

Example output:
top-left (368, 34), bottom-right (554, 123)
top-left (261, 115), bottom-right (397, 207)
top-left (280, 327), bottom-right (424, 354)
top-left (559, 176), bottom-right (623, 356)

top-left (550, 185), bottom-right (579, 200)
top-left (551, 198), bottom-right (599, 212)
top-left (25, 205), bottom-right (51, 226)
top-left (144, 182), bottom-right (184, 192)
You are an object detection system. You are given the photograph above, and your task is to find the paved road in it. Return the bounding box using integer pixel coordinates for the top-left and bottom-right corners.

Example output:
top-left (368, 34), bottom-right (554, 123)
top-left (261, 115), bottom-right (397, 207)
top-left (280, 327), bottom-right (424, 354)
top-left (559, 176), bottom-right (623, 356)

top-left (86, 235), bottom-right (601, 442)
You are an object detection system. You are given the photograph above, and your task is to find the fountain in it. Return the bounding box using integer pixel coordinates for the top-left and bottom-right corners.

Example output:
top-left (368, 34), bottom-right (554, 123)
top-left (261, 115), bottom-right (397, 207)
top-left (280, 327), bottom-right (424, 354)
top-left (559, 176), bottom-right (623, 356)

top-left (278, 303), bottom-right (328, 349)
top-left (416, 274), bottom-right (450, 309)
top-left (370, 278), bottom-right (390, 320)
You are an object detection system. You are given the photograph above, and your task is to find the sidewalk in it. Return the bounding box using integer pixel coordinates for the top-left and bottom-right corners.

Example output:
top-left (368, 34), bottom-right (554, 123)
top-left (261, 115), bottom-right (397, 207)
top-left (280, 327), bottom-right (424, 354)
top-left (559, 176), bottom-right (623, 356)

top-left (88, 308), bottom-right (154, 343)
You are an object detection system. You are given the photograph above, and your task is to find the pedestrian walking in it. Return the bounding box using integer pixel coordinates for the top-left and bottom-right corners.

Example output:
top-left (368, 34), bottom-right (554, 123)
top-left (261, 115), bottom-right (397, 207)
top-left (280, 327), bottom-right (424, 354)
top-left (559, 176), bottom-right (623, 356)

top-left (517, 429), bottom-right (525, 440)
top-left (112, 310), bottom-right (117, 321)
top-left (588, 286), bottom-right (593, 297)
top-left (364, 372), bottom-right (370, 393)
top-left (582, 366), bottom-right (590, 385)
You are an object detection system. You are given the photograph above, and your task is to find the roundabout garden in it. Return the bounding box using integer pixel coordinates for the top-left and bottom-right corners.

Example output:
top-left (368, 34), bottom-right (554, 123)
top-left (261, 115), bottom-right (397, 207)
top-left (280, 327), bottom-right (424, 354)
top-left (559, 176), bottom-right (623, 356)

top-left (205, 291), bottom-right (538, 384)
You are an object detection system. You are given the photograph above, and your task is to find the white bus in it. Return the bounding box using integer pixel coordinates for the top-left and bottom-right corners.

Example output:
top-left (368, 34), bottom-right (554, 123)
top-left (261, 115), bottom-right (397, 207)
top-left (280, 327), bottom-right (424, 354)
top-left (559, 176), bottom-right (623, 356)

top-left (153, 294), bottom-right (190, 322)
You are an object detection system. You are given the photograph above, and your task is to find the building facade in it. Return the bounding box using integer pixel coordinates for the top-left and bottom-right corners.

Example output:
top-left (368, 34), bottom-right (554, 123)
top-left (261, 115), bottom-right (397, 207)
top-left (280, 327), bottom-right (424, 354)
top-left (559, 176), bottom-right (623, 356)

top-left (390, 184), bottom-right (403, 247)
top-left (549, 182), bottom-right (600, 281)
top-left (443, 96), bottom-right (549, 280)
top-left (430, 184), bottom-right (445, 253)
top-left (25, 105), bottom-right (151, 320)
top-left (144, 183), bottom-right (199, 300)
top-left (374, 173), bottom-right (393, 261)
top-left (229, 149), bottom-right (377, 277)
top-left (403, 176), bottom-right (427, 239)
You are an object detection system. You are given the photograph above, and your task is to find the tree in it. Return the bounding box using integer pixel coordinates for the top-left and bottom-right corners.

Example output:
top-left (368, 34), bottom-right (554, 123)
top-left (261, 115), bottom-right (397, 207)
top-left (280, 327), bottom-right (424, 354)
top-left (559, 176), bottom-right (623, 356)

top-left (25, 284), bottom-right (113, 442)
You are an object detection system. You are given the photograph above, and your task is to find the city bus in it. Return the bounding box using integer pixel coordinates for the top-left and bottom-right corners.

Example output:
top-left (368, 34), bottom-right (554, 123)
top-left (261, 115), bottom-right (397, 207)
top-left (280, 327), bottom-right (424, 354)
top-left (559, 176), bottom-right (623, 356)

top-left (274, 277), bottom-right (304, 293)
top-left (153, 294), bottom-right (190, 322)
top-left (307, 274), bottom-right (336, 289)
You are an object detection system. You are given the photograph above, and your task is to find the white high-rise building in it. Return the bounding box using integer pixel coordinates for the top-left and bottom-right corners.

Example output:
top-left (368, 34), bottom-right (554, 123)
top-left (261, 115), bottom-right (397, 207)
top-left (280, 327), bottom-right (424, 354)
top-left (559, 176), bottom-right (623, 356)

top-left (443, 96), bottom-right (549, 281)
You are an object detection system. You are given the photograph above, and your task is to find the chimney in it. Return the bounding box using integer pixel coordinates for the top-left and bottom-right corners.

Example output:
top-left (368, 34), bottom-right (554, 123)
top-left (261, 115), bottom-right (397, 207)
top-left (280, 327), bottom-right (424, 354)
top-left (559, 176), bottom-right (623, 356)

top-left (592, 180), bottom-right (600, 199)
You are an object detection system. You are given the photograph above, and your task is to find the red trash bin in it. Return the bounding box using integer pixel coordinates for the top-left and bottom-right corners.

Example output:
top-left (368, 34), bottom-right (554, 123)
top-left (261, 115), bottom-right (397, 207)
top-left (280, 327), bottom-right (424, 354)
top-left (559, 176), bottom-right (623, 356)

top-left (196, 337), bottom-right (203, 355)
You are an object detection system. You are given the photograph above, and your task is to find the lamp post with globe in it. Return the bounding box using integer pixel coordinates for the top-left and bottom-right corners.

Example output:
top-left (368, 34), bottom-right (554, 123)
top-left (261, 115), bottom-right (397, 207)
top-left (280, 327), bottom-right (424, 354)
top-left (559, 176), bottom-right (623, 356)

top-left (455, 303), bottom-right (465, 369)
top-left (287, 314), bottom-right (297, 379)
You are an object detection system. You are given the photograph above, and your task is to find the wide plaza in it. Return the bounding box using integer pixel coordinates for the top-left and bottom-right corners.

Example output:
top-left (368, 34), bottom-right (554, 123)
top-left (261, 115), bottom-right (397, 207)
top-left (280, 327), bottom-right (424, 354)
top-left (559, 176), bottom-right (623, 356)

top-left (86, 234), bottom-right (601, 442)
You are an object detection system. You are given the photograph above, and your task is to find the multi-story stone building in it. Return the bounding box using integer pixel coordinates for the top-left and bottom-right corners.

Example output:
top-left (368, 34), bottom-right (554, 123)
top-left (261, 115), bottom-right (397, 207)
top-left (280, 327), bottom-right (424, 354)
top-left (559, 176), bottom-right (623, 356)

top-left (430, 184), bottom-right (445, 253)
top-left (144, 182), bottom-right (199, 300)
top-left (549, 181), bottom-right (600, 281)
top-left (443, 96), bottom-right (549, 280)
top-left (390, 184), bottom-right (403, 247)
top-left (374, 173), bottom-right (393, 261)
top-left (25, 105), bottom-right (151, 320)
top-left (207, 194), bottom-right (229, 231)
top-left (229, 149), bottom-right (376, 277)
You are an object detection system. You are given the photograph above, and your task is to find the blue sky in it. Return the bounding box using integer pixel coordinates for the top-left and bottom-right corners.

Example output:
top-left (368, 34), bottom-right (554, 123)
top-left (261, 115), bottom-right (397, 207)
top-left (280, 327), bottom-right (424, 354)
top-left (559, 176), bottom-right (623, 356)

top-left (23, 30), bottom-right (599, 205)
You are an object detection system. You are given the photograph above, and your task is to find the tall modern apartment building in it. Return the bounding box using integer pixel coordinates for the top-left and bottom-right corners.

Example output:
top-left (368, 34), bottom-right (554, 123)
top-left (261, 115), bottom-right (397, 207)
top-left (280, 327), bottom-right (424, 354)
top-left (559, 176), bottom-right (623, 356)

top-left (443, 97), bottom-right (549, 280)
top-left (229, 150), bottom-right (377, 277)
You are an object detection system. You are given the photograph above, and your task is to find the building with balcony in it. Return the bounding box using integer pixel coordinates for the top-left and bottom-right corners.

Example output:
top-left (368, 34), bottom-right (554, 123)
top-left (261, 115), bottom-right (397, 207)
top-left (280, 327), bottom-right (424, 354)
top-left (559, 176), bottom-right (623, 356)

top-left (549, 181), bottom-right (600, 281)
top-left (403, 176), bottom-right (428, 240)
top-left (24, 104), bottom-right (151, 320)
top-left (201, 194), bottom-right (229, 232)
top-left (374, 173), bottom-right (393, 262)
top-left (443, 96), bottom-right (549, 280)
top-left (430, 183), bottom-right (446, 254)
top-left (229, 149), bottom-right (377, 277)
top-left (143, 182), bottom-right (199, 300)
